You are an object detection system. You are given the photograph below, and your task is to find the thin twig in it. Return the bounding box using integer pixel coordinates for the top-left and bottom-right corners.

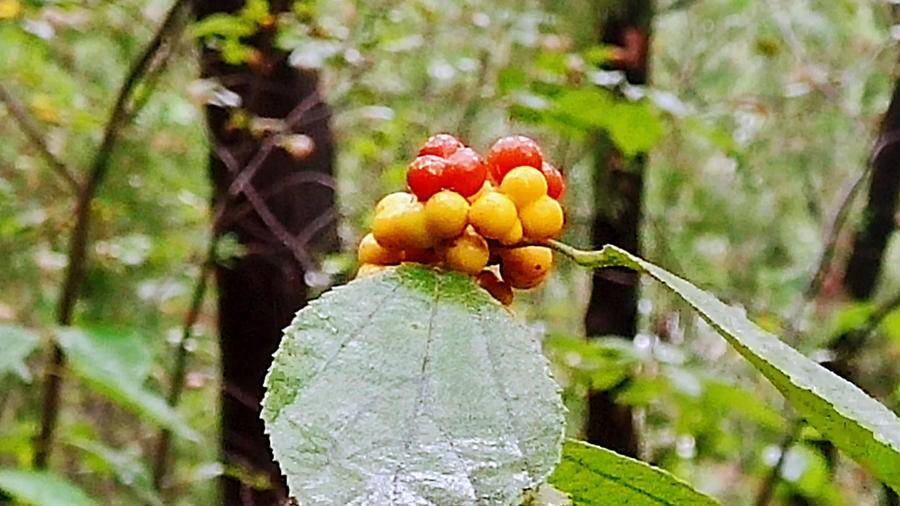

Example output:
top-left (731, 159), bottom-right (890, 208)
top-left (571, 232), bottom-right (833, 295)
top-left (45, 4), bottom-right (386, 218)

top-left (212, 143), bottom-right (318, 272)
top-left (152, 242), bottom-right (216, 491)
top-left (33, 0), bottom-right (190, 469)
top-left (0, 83), bottom-right (81, 192)
top-left (786, 168), bottom-right (871, 335)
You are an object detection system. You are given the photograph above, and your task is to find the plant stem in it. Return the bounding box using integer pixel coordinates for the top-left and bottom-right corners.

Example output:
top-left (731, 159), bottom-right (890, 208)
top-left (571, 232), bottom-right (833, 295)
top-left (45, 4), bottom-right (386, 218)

top-left (152, 243), bottom-right (215, 491)
top-left (0, 83), bottom-right (81, 192)
top-left (32, 0), bottom-right (189, 469)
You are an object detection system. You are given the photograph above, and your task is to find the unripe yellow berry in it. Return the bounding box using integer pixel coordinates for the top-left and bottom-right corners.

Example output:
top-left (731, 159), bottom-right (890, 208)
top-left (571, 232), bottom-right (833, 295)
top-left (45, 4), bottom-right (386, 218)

top-left (358, 232), bottom-right (402, 265)
top-left (468, 190), bottom-right (518, 240)
top-left (500, 246), bottom-right (553, 289)
top-left (467, 180), bottom-right (493, 204)
top-left (444, 227), bottom-right (489, 275)
top-left (519, 195), bottom-right (564, 240)
top-left (424, 190), bottom-right (469, 240)
top-left (356, 263), bottom-right (388, 279)
top-left (375, 191), bottom-right (416, 215)
top-left (500, 166), bottom-right (547, 208)
top-left (372, 201), bottom-right (434, 250)
top-left (498, 218), bottom-right (523, 246)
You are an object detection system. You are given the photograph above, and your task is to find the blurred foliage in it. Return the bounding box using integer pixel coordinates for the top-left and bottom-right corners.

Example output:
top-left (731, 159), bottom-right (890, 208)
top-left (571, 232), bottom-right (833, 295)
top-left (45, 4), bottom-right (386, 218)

top-left (0, 0), bottom-right (898, 504)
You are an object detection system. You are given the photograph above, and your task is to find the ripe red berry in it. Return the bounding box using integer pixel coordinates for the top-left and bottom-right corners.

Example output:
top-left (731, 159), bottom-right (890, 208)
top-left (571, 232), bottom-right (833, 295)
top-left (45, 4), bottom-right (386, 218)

top-left (407, 155), bottom-right (448, 200)
top-left (445, 147), bottom-right (488, 197)
top-left (418, 133), bottom-right (465, 159)
top-left (541, 162), bottom-right (566, 200)
top-left (487, 135), bottom-right (543, 183)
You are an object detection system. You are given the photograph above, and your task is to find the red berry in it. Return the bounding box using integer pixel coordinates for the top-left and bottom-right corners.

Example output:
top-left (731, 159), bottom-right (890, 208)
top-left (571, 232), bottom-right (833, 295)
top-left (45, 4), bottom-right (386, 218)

top-left (407, 155), bottom-right (448, 200)
top-left (445, 147), bottom-right (488, 197)
top-left (541, 162), bottom-right (566, 200)
top-left (487, 135), bottom-right (543, 183)
top-left (418, 133), bottom-right (465, 159)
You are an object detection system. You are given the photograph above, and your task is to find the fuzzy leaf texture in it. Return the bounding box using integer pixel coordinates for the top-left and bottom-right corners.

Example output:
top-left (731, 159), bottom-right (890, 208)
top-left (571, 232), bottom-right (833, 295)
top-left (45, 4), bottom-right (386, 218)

top-left (262, 265), bottom-right (566, 505)
top-left (549, 440), bottom-right (719, 505)
top-left (552, 242), bottom-right (900, 493)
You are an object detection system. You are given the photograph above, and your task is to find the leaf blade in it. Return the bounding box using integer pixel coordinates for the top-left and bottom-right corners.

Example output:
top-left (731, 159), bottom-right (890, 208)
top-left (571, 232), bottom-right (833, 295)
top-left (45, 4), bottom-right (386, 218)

top-left (58, 328), bottom-right (198, 442)
top-left (0, 470), bottom-right (99, 506)
top-left (553, 242), bottom-right (900, 492)
top-left (262, 265), bottom-right (566, 505)
top-left (549, 440), bottom-right (719, 505)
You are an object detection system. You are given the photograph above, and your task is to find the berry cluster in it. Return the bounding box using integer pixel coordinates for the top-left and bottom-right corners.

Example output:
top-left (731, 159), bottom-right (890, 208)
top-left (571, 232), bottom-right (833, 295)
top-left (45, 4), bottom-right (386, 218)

top-left (357, 134), bottom-right (566, 303)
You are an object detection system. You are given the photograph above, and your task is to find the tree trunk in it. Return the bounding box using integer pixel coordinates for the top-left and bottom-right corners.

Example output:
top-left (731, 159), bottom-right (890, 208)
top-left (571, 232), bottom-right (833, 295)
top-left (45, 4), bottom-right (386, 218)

top-left (195, 1), bottom-right (337, 504)
top-left (584, 0), bottom-right (653, 458)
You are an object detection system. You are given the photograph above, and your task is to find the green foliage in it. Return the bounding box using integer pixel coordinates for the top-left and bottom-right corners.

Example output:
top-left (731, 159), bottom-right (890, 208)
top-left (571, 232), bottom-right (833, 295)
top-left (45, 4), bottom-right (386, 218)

top-left (0, 324), bottom-right (39, 380)
top-left (549, 440), bottom-right (719, 505)
top-left (553, 242), bottom-right (900, 492)
top-left (57, 327), bottom-right (198, 442)
top-left (66, 438), bottom-right (162, 506)
top-left (262, 265), bottom-right (566, 504)
top-left (0, 470), bottom-right (99, 506)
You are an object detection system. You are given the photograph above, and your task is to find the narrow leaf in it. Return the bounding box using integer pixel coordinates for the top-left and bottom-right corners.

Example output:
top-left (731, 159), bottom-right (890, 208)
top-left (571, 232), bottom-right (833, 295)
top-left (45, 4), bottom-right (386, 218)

top-left (0, 469), bottom-right (99, 506)
top-left (262, 265), bottom-right (566, 505)
top-left (58, 328), bottom-right (198, 442)
top-left (549, 440), bottom-right (719, 505)
top-left (552, 242), bottom-right (900, 492)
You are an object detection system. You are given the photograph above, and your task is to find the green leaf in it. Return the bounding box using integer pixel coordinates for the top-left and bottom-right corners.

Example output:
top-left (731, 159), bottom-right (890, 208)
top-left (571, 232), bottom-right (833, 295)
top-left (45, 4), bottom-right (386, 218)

top-left (67, 438), bottom-right (162, 506)
top-left (552, 242), bottom-right (900, 492)
top-left (262, 265), bottom-right (566, 505)
top-left (549, 440), bottom-right (719, 505)
top-left (57, 328), bottom-right (198, 442)
top-left (0, 324), bottom-right (39, 381)
top-left (605, 100), bottom-right (664, 157)
top-left (192, 13), bottom-right (255, 39)
top-left (0, 469), bottom-right (99, 506)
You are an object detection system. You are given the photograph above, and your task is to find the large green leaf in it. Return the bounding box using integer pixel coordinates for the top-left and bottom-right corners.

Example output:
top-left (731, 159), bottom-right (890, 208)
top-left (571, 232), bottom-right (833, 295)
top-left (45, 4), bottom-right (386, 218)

top-left (0, 469), bottom-right (99, 506)
top-left (552, 242), bottom-right (900, 492)
top-left (57, 328), bottom-right (198, 442)
top-left (549, 440), bottom-right (719, 505)
top-left (0, 324), bottom-right (39, 381)
top-left (262, 265), bottom-right (566, 505)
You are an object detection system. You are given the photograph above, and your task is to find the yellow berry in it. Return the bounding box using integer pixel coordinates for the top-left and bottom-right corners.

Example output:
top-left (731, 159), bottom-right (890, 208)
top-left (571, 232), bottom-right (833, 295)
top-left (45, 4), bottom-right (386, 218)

top-left (468, 190), bottom-right (518, 240)
top-left (519, 195), bottom-right (564, 240)
top-left (356, 263), bottom-right (388, 279)
top-left (375, 191), bottom-right (416, 215)
top-left (500, 246), bottom-right (553, 289)
top-left (500, 166), bottom-right (547, 208)
top-left (444, 227), bottom-right (489, 275)
top-left (424, 190), bottom-right (469, 239)
top-left (467, 180), bottom-right (493, 204)
top-left (498, 218), bottom-right (523, 246)
top-left (358, 233), bottom-right (402, 265)
top-left (477, 270), bottom-right (514, 305)
top-left (372, 201), bottom-right (434, 250)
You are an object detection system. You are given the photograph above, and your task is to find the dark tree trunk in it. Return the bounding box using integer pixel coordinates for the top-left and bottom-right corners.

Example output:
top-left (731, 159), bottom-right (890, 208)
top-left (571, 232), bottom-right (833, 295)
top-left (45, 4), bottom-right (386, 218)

top-left (584, 0), bottom-right (653, 458)
top-left (195, 1), bottom-right (337, 504)
top-left (843, 82), bottom-right (900, 302)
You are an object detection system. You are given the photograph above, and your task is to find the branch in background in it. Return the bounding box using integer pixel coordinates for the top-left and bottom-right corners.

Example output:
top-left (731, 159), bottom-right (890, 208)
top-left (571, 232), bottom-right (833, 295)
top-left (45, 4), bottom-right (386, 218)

top-left (0, 83), bottom-right (81, 192)
top-left (786, 168), bottom-right (871, 335)
top-left (152, 242), bottom-right (216, 492)
top-left (33, 0), bottom-right (191, 469)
